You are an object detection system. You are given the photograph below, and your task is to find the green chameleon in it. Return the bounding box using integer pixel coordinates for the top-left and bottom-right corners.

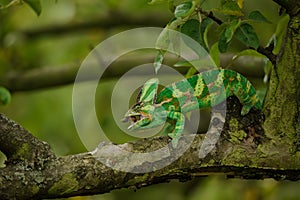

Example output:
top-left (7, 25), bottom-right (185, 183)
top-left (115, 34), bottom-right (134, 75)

top-left (122, 69), bottom-right (262, 147)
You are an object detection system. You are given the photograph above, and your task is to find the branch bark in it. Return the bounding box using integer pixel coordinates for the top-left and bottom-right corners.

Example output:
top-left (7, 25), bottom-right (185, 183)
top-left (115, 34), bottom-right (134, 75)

top-left (273, 0), bottom-right (300, 16)
top-left (0, 96), bottom-right (299, 199)
top-left (263, 11), bottom-right (300, 152)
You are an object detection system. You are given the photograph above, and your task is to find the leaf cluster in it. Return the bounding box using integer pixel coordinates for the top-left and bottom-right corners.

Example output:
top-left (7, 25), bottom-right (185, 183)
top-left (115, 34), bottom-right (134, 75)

top-left (152, 0), bottom-right (273, 74)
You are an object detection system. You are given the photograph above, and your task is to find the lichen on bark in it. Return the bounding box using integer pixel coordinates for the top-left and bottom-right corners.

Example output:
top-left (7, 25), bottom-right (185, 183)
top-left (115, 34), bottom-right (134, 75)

top-left (263, 14), bottom-right (300, 153)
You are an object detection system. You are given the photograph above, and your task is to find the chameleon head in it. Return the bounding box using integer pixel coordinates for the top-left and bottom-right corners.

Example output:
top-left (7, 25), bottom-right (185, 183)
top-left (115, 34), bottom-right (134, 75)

top-left (122, 78), bottom-right (159, 130)
top-left (122, 102), bottom-right (155, 129)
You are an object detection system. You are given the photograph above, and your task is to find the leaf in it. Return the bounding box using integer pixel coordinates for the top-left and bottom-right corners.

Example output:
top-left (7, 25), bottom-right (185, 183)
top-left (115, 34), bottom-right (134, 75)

top-left (215, 1), bottom-right (243, 17)
top-left (174, 60), bottom-right (193, 67)
top-left (185, 67), bottom-right (197, 78)
top-left (181, 18), bottom-right (213, 52)
top-left (153, 50), bottom-right (165, 74)
top-left (218, 20), bottom-right (240, 53)
top-left (272, 14), bottom-right (290, 55)
top-left (174, 1), bottom-right (194, 18)
top-left (181, 19), bottom-right (202, 48)
top-left (148, 0), bottom-right (167, 4)
top-left (218, 30), bottom-right (229, 53)
top-left (235, 23), bottom-right (259, 49)
top-left (156, 26), bottom-right (171, 50)
top-left (224, 20), bottom-right (240, 43)
top-left (23, 0), bottom-right (42, 16)
top-left (232, 49), bottom-right (266, 61)
top-left (174, 59), bottom-right (215, 70)
top-left (237, 0), bottom-right (244, 9)
top-left (210, 42), bottom-right (220, 67)
top-left (263, 59), bottom-right (272, 83)
top-left (201, 18), bottom-right (213, 50)
top-left (0, 86), bottom-right (11, 105)
top-left (248, 10), bottom-right (271, 23)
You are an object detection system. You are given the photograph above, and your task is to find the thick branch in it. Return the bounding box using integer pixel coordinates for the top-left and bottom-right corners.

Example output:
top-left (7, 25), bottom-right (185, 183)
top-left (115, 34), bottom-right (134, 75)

top-left (0, 114), bottom-right (55, 166)
top-left (0, 97), bottom-right (299, 199)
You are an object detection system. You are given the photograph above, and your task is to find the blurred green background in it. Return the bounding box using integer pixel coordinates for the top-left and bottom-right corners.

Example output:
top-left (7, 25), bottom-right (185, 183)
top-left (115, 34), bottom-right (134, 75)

top-left (0, 0), bottom-right (299, 199)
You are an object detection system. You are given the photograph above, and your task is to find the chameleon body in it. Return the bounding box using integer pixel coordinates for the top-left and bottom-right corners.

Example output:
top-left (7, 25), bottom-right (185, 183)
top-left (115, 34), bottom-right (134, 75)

top-left (123, 69), bottom-right (262, 147)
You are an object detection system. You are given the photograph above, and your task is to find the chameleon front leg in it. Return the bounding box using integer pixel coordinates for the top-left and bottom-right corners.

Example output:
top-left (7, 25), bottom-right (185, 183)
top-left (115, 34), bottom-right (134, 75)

top-left (161, 106), bottom-right (185, 147)
top-left (167, 112), bottom-right (185, 147)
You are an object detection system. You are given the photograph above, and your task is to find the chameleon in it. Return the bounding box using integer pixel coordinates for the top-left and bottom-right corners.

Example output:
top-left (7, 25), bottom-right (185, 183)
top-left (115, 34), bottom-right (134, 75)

top-left (122, 69), bottom-right (262, 147)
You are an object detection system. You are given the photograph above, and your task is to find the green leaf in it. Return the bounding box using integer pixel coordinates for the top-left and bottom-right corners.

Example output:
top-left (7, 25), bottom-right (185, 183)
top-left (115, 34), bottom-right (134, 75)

top-left (218, 30), bottom-right (229, 53)
top-left (23, 0), bottom-right (42, 16)
top-left (153, 50), bottom-right (165, 74)
top-left (218, 20), bottom-right (240, 53)
top-left (248, 10), bottom-right (271, 23)
top-left (224, 20), bottom-right (240, 43)
top-left (174, 1), bottom-right (194, 18)
top-left (181, 19), bottom-right (201, 45)
top-left (272, 14), bottom-right (289, 55)
top-left (185, 67), bottom-right (197, 78)
top-left (235, 23), bottom-right (259, 49)
top-left (232, 49), bottom-right (265, 61)
top-left (215, 1), bottom-right (243, 17)
top-left (181, 18), bottom-right (213, 52)
top-left (174, 59), bottom-right (215, 69)
top-left (201, 18), bottom-right (213, 50)
top-left (156, 26), bottom-right (171, 50)
top-left (174, 60), bottom-right (193, 67)
top-left (210, 42), bottom-right (220, 67)
top-left (0, 86), bottom-right (11, 105)
top-left (237, 0), bottom-right (244, 9)
top-left (263, 59), bottom-right (272, 83)
top-left (148, 0), bottom-right (167, 5)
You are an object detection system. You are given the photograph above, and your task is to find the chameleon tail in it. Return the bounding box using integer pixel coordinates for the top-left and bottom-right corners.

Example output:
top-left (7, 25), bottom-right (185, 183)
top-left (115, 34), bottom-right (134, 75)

top-left (226, 70), bottom-right (262, 115)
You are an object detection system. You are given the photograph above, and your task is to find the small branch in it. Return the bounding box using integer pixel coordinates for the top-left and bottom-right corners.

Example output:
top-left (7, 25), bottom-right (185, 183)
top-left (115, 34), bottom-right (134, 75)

top-left (200, 9), bottom-right (223, 25)
top-left (256, 46), bottom-right (277, 66)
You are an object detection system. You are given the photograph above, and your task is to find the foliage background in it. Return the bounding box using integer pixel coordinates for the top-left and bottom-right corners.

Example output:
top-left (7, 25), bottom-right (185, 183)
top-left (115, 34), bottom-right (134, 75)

top-left (0, 0), bottom-right (299, 199)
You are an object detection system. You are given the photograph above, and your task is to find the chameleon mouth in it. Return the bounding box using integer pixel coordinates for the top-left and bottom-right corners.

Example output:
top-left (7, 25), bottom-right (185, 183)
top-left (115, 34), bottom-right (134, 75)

top-left (122, 115), bottom-right (141, 125)
top-left (130, 116), bottom-right (139, 123)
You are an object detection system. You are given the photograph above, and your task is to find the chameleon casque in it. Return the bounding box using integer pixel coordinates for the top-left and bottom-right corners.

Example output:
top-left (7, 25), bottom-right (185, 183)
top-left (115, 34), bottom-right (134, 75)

top-left (122, 69), bottom-right (262, 147)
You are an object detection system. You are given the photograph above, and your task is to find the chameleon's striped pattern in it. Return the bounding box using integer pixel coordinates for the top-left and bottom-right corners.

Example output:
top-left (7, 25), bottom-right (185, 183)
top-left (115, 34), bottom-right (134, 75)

top-left (123, 69), bottom-right (262, 147)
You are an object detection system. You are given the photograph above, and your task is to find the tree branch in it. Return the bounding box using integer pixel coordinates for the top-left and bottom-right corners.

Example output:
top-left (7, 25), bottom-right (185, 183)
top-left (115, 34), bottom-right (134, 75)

top-left (1, 54), bottom-right (265, 92)
top-left (0, 96), bottom-right (299, 199)
top-left (19, 12), bottom-right (170, 39)
top-left (273, 0), bottom-right (300, 16)
top-left (0, 114), bottom-right (55, 166)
